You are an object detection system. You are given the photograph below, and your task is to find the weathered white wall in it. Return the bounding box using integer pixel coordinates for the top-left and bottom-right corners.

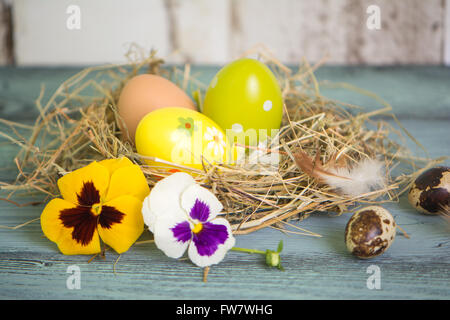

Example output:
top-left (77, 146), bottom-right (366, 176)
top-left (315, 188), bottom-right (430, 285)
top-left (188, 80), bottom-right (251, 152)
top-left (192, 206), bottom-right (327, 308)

top-left (0, 0), bottom-right (448, 66)
top-left (445, 0), bottom-right (450, 65)
top-left (0, 0), bottom-right (12, 64)
top-left (230, 0), bottom-right (445, 65)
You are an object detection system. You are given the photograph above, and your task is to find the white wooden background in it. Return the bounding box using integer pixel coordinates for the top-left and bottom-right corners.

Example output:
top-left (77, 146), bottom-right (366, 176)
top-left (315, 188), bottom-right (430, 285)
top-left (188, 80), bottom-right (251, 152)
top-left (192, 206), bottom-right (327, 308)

top-left (0, 0), bottom-right (449, 66)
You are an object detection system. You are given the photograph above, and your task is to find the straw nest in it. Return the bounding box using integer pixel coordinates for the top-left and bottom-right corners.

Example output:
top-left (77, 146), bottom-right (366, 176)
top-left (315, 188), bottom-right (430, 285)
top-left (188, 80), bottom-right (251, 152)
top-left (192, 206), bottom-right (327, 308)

top-left (0, 46), bottom-right (442, 236)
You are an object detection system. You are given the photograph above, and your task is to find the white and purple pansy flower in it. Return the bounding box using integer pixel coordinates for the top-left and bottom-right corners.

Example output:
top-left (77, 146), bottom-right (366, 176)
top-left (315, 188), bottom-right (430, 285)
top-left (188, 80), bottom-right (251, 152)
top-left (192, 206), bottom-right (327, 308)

top-left (141, 172), bottom-right (235, 267)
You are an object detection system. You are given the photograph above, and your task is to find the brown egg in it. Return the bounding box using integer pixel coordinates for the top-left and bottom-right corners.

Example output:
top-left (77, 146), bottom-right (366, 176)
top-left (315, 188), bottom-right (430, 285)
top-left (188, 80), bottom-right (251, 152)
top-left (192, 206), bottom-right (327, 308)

top-left (408, 166), bottom-right (450, 215)
top-left (345, 206), bottom-right (396, 259)
top-left (117, 74), bottom-right (197, 142)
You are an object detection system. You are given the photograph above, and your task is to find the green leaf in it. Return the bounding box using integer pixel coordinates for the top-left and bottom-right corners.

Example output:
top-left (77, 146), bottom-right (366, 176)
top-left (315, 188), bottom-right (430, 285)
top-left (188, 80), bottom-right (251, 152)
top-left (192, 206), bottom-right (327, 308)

top-left (277, 240), bottom-right (283, 253)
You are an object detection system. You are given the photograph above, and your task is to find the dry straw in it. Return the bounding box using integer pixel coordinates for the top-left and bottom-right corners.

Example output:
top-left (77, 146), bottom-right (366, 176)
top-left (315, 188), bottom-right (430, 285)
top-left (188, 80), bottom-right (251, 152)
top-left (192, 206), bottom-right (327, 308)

top-left (0, 45), bottom-right (443, 235)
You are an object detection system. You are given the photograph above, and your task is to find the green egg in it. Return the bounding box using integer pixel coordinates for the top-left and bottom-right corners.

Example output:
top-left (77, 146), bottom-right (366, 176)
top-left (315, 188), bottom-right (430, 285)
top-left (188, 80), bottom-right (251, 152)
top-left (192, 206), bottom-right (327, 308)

top-left (202, 58), bottom-right (283, 146)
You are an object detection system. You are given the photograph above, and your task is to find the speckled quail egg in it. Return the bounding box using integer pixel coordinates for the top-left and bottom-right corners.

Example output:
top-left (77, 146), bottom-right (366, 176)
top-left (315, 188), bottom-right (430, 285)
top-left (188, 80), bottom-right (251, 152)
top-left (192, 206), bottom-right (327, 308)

top-left (408, 166), bottom-right (450, 215)
top-left (345, 206), bottom-right (396, 259)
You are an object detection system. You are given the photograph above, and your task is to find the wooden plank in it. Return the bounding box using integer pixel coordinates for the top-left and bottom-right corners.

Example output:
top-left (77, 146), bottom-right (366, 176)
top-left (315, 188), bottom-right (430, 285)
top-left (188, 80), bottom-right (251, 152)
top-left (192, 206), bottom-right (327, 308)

top-left (0, 189), bottom-right (449, 299)
top-left (0, 0), bottom-right (13, 65)
top-left (12, 0), bottom-right (170, 66)
top-left (230, 0), bottom-right (445, 65)
top-left (354, 0), bottom-right (445, 65)
top-left (10, 0), bottom-right (448, 66)
top-left (164, 0), bottom-right (230, 64)
top-left (445, 0), bottom-right (450, 65)
top-left (229, 0), bottom-right (346, 64)
top-left (12, 0), bottom-right (230, 66)
top-left (0, 66), bottom-right (449, 299)
top-left (0, 65), bottom-right (448, 120)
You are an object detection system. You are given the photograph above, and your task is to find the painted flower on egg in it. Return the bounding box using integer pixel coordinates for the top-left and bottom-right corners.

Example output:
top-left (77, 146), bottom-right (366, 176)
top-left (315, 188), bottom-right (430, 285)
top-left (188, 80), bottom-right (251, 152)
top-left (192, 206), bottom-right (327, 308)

top-left (142, 172), bottom-right (235, 267)
top-left (177, 116), bottom-right (197, 137)
top-left (204, 126), bottom-right (226, 157)
top-left (40, 157), bottom-right (150, 255)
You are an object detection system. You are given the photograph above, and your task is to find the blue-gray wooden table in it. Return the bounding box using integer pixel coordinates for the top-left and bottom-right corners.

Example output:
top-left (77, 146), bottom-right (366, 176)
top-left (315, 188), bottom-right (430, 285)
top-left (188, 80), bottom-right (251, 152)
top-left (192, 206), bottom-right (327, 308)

top-left (0, 65), bottom-right (449, 300)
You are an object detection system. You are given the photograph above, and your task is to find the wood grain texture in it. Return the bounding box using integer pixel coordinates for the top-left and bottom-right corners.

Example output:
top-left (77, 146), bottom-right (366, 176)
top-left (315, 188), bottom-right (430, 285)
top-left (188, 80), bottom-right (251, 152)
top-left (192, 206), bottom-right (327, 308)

top-left (0, 1), bottom-right (7, 65)
top-left (230, 0), bottom-right (446, 65)
top-left (166, 0), bottom-right (230, 64)
top-left (0, 194), bottom-right (449, 299)
top-left (0, 0), bottom-right (13, 65)
top-left (12, 0), bottom-right (171, 66)
top-left (7, 0), bottom-right (449, 65)
top-left (445, 0), bottom-right (450, 65)
top-left (0, 66), bottom-right (449, 299)
top-left (353, 0), bottom-right (445, 65)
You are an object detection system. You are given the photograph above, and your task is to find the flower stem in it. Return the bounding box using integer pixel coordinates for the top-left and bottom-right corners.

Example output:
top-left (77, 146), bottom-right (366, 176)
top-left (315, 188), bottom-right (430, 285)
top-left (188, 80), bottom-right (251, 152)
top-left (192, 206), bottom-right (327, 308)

top-left (231, 247), bottom-right (266, 255)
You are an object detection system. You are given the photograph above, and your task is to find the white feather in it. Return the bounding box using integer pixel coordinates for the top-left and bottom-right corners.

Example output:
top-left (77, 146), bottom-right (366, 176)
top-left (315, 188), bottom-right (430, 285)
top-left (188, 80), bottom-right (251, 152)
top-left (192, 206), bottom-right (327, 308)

top-left (323, 158), bottom-right (386, 197)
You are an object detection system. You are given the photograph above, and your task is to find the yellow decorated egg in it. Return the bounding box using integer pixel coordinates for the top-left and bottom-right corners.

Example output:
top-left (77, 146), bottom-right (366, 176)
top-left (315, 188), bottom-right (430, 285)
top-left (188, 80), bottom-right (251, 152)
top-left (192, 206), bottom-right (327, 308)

top-left (202, 58), bottom-right (283, 146)
top-left (135, 107), bottom-right (233, 171)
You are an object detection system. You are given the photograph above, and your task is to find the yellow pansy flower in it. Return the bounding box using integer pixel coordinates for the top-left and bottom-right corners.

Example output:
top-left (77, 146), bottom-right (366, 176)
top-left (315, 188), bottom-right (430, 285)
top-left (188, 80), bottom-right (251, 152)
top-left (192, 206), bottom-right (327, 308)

top-left (40, 157), bottom-right (150, 255)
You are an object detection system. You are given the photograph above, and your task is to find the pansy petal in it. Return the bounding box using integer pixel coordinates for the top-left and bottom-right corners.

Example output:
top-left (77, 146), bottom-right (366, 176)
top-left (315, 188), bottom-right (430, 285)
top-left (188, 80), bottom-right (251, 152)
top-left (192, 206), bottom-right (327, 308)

top-left (142, 195), bottom-right (157, 233)
top-left (56, 228), bottom-right (101, 255)
top-left (98, 157), bottom-right (134, 175)
top-left (57, 161), bottom-right (109, 205)
top-left (40, 198), bottom-right (101, 255)
top-left (41, 198), bottom-right (76, 243)
top-left (97, 195), bottom-right (144, 254)
top-left (104, 164), bottom-right (150, 202)
top-left (188, 218), bottom-right (235, 267)
top-left (148, 172), bottom-right (195, 218)
top-left (153, 214), bottom-right (191, 259)
top-left (181, 184), bottom-right (223, 222)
